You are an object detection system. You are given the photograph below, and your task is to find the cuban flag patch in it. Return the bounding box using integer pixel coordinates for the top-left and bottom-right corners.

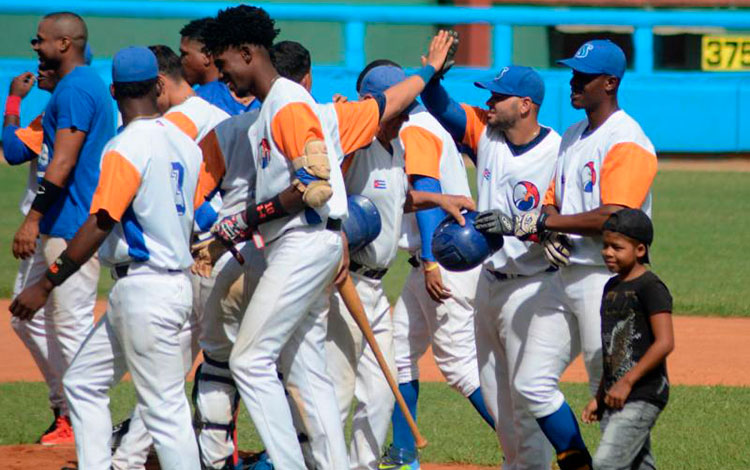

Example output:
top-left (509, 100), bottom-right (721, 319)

top-left (374, 179), bottom-right (387, 189)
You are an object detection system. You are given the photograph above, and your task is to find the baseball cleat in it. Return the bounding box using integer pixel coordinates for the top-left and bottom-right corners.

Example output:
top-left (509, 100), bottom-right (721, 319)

top-left (378, 446), bottom-right (420, 470)
top-left (39, 414), bottom-right (74, 446)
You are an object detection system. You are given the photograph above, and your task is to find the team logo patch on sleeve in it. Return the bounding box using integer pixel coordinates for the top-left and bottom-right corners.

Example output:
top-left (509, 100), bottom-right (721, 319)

top-left (582, 161), bottom-right (597, 193)
top-left (260, 138), bottom-right (271, 169)
top-left (482, 168), bottom-right (491, 181)
top-left (374, 179), bottom-right (387, 189)
top-left (512, 181), bottom-right (540, 211)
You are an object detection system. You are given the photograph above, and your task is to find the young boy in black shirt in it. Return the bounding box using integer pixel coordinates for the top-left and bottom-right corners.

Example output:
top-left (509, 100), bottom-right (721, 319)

top-left (581, 209), bottom-right (674, 469)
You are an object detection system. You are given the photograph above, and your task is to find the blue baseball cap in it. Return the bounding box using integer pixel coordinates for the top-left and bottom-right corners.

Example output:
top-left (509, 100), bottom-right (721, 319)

top-left (112, 46), bottom-right (158, 84)
top-left (557, 40), bottom-right (626, 79)
top-left (474, 66), bottom-right (545, 105)
top-left (358, 65), bottom-right (418, 113)
top-left (84, 43), bottom-right (93, 66)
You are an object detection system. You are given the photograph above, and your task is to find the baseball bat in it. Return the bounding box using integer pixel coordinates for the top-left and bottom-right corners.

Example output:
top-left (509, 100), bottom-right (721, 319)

top-left (337, 275), bottom-right (428, 449)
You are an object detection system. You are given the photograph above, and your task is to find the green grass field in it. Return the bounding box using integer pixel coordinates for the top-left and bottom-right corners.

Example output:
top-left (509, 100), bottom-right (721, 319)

top-left (1, 164), bottom-right (749, 315)
top-left (1, 381), bottom-right (748, 469)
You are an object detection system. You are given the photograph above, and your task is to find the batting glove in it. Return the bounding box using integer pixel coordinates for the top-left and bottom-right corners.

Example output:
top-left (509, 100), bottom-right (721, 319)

top-left (473, 209), bottom-right (515, 236)
top-left (542, 232), bottom-right (572, 268)
top-left (212, 211), bottom-right (250, 246)
top-left (512, 212), bottom-right (549, 242)
top-left (434, 30), bottom-right (460, 80)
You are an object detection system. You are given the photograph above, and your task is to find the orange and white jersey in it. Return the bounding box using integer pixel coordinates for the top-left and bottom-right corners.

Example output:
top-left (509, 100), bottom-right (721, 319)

top-left (198, 109), bottom-right (260, 219)
top-left (14, 114), bottom-right (45, 215)
top-left (545, 110), bottom-right (657, 266)
top-left (90, 118), bottom-right (203, 270)
top-left (398, 108), bottom-right (472, 253)
top-left (164, 95), bottom-right (230, 142)
top-left (342, 138), bottom-right (409, 270)
top-left (316, 99), bottom-right (381, 165)
top-left (250, 78), bottom-right (347, 243)
top-left (473, 123), bottom-right (561, 275)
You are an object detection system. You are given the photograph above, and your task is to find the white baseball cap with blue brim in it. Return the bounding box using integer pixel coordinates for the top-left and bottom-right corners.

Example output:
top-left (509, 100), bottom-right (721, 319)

top-left (557, 39), bottom-right (627, 79)
top-left (474, 65), bottom-right (545, 105)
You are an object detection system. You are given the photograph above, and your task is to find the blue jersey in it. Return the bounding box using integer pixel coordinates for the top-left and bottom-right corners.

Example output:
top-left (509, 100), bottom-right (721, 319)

top-left (196, 80), bottom-right (260, 116)
top-left (40, 65), bottom-right (115, 239)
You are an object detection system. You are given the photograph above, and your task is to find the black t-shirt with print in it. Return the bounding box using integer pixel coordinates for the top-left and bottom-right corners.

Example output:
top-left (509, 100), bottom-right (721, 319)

top-left (600, 270), bottom-right (673, 409)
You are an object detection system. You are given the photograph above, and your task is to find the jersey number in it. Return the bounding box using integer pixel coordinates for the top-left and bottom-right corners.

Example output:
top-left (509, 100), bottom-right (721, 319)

top-left (170, 162), bottom-right (186, 216)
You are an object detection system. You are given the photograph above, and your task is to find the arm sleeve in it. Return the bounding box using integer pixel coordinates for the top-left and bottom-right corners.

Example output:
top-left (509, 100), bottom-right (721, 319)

top-left (54, 85), bottom-right (95, 133)
top-left (333, 99), bottom-right (380, 154)
top-left (194, 195), bottom-right (220, 232)
top-left (401, 126), bottom-right (443, 180)
top-left (639, 278), bottom-right (673, 315)
top-left (600, 142), bottom-right (658, 208)
top-left (412, 175), bottom-right (446, 262)
top-left (2, 125), bottom-right (37, 165)
top-left (194, 129), bottom-right (227, 209)
top-left (89, 150), bottom-right (141, 222)
top-left (420, 80), bottom-right (467, 143)
top-left (270, 102), bottom-right (326, 161)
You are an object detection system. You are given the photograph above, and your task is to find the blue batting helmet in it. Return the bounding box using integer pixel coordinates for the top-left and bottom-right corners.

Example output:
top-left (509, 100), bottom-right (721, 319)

top-left (343, 195), bottom-right (382, 253)
top-left (431, 211), bottom-right (504, 272)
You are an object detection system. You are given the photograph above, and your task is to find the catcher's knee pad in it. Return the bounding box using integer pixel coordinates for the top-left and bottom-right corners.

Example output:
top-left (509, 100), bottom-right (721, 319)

top-left (192, 355), bottom-right (240, 441)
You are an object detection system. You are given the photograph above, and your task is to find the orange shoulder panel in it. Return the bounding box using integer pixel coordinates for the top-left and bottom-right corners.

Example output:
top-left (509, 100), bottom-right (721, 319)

top-left (194, 130), bottom-right (227, 208)
top-left (89, 150), bottom-right (141, 222)
top-left (165, 111), bottom-right (199, 141)
top-left (543, 176), bottom-right (557, 207)
top-left (270, 102), bottom-right (325, 160)
top-left (14, 114), bottom-right (44, 155)
top-left (600, 142), bottom-right (658, 208)
top-left (334, 99), bottom-right (379, 154)
top-left (401, 126), bottom-right (443, 180)
top-left (459, 104), bottom-right (488, 152)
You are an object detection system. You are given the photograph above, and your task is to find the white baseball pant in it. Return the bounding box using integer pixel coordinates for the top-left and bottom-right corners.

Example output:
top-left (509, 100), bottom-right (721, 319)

top-left (474, 269), bottom-right (554, 470)
top-left (513, 264), bottom-right (612, 418)
top-left (393, 263), bottom-right (481, 397)
top-left (195, 244), bottom-right (265, 469)
top-left (11, 239), bottom-right (67, 413)
top-left (229, 227), bottom-right (347, 470)
top-left (324, 271), bottom-right (396, 470)
top-left (63, 269), bottom-right (200, 470)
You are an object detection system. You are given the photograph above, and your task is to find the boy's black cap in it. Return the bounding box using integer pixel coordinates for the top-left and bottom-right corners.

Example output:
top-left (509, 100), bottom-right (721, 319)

top-left (603, 209), bottom-right (653, 263)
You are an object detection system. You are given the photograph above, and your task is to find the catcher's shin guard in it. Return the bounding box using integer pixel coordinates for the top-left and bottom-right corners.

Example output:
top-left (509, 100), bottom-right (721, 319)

top-left (556, 449), bottom-right (593, 470)
top-left (192, 355), bottom-right (241, 469)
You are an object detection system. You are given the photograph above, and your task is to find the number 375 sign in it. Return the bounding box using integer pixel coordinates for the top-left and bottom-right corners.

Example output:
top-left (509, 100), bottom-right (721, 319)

top-left (702, 36), bottom-right (750, 71)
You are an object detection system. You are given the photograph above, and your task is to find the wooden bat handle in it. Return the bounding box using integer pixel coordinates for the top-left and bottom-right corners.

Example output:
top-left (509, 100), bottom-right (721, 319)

top-left (337, 275), bottom-right (428, 449)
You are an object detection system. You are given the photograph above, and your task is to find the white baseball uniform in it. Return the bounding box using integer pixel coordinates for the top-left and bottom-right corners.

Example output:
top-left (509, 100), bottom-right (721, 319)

top-left (514, 110), bottom-right (658, 419)
top-left (62, 117), bottom-right (203, 470)
top-left (392, 108), bottom-right (481, 397)
top-left (229, 78), bottom-right (347, 470)
top-left (460, 105), bottom-right (560, 469)
top-left (110, 95), bottom-right (230, 470)
top-left (9, 117), bottom-right (70, 417)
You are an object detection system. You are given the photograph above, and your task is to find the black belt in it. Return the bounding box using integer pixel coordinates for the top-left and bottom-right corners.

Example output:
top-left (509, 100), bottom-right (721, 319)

top-left (113, 264), bottom-right (181, 279)
top-left (349, 261), bottom-right (388, 280)
top-left (487, 266), bottom-right (557, 281)
top-left (326, 218), bottom-right (342, 232)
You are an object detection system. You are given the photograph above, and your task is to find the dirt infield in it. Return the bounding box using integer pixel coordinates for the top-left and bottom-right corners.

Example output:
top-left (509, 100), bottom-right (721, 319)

top-left (2, 299), bottom-right (749, 469)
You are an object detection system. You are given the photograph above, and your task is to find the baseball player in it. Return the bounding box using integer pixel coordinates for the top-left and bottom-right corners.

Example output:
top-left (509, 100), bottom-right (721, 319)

top-left (179, 17), bottom-right (260, 115)
top-left (480, 40), bottom-right (658, 470)
top-left (109, 44), bottom-right (230, 470)
top-left (421, 63), bottom-right (560, 469)
top-left (374, 53), bottom-right (494, 470)
top-left (205, 9), bottom-right (454, 469)
top-left (270, 40), bottom-right (472, 470)
top-left (10, 12), bottom-right (114, 446)
top-left (11, 46), bottom-right (204, 470)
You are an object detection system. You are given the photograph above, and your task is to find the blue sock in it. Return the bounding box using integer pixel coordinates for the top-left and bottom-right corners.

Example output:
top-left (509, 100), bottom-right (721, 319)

top-left (536, 402), bottom-right (588, 454)
top-left (468, 388), bottom-right (495, 429)
top-left (391, 380), bottom-right (419, 452)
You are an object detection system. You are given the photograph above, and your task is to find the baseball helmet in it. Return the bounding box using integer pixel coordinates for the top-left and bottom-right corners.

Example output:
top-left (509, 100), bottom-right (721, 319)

top-left (343, 194), bottom-right (382, 253)
top-left (431, 211), bottom-right (504, 272)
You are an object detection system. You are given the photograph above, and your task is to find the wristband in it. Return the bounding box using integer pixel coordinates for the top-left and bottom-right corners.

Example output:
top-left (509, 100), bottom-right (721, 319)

top-left (31, 178), bottom-right (65, 215)
top-left (45, 251), bottom-right (81, 287)
top-left (4, 95), bottom-right (21, 117)
top-left (423, 261), bottom-right (440, 272)
top-left (245, 194), bottom-right (289, 228)
top-left (416, 65), bottom-right (436, 84)
top-left (537, 212), bottom-right (549, 233)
